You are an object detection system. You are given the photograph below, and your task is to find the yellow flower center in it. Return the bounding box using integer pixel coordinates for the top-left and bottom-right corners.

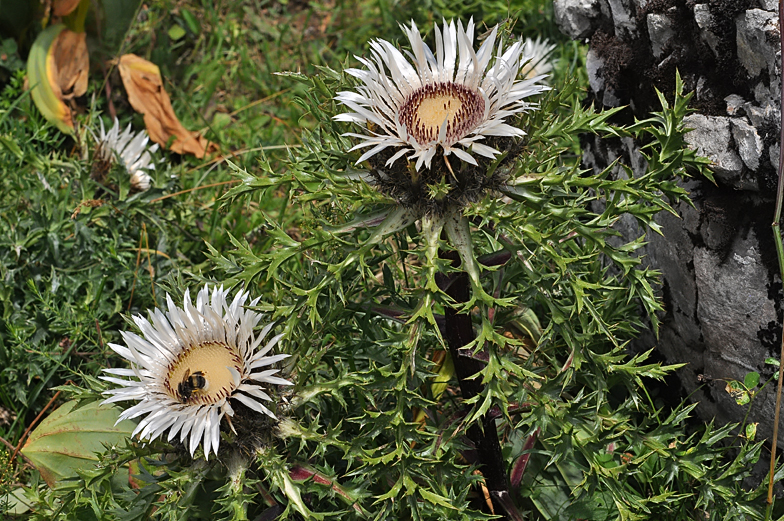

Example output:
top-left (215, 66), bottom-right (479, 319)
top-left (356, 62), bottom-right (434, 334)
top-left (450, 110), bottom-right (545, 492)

top-left (398, 82), bottom-right (485, 146)
top-left (414, 96), bottom-right (464, 134)
top-left (165, 341), bottom-right (244, 404)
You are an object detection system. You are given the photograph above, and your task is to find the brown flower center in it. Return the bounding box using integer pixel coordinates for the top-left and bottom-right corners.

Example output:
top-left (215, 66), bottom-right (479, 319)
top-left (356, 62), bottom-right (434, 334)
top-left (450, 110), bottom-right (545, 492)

top-left (165, 341), bottom-right (244, 405)
top-left (398, 82), bottom-right (485, 146)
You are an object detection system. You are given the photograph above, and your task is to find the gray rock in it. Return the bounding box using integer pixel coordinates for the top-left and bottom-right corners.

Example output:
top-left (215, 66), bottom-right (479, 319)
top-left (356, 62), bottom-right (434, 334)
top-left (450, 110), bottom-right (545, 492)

top-left (693, 4), bottom-right (721, 56)
top-left (693, 4), bottom-right (710, 28)
top-left (745, 104), bottom-right (768, 126)
top-left (695, 239), bottom-right (776, 375)
top-left (586, 48), bottom-right (605, 93)
top-left (603, 88), bottom-right (622, 107)
top-left (607, 0), bottom-right (637, 38)
top-left (759, 0), bottom-right (778, 12)
top-left (647, 13), bottom-right (676, 58)
top-left (622, 135), bottom-right (648, 177)
top-left (731, 117), bottom-right (764, 170)
top-left (683, 114), bottom-right (744, 181)
top-left (770, 72), bottom-right (782, 103)
top-left (736, 9), bottom-right (779, 77)
top-left (725, 94), bottom-right (746, 116)
top-left (585, 47), bottom-right (623, 107)
top-left (771, 143), bottom-right (781, 171)
top-left (554, 0), bottom-right (602, 39)
top-left (692, 233), bottom-right (779, 443)
top-left (754, 81), bottom-right (771, 104)
top-left (640, 196), bottom-right (702, 349)
top-left (764, 100), bottom-right (781, 121)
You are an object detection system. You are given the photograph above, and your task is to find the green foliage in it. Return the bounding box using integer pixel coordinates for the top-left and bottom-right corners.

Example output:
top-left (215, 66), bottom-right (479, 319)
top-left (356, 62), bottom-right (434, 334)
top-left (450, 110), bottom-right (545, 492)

top-left (199, 61), bottom-right (769, 519)
top-left (0, 1), bottom-right (778, 520)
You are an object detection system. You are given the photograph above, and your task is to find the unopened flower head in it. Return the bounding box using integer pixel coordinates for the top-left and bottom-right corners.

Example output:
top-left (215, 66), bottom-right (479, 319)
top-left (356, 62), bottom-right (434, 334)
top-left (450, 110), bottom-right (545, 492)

top-left (93, 118), bottom-right (158, 191)
top-left (335, 19), bottom-right (549, 173)
top-left (102, 285), bottom-right (292, 459)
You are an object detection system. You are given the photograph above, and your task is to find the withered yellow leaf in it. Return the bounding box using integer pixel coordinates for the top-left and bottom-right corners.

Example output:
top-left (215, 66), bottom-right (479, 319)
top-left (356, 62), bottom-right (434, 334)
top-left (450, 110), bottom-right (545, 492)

top-left (118, 54), bottom-right (216, 158)
top-left (53, 29), bottom-right (88, 100)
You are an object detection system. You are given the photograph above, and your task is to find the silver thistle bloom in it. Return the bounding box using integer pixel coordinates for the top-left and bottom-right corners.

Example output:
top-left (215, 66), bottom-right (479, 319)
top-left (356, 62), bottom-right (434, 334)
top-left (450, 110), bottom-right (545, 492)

top-left (94, 118), bottom-right (158, 191)
top-left (521, 36), bottom-right (556, 81)
top-left (335, 19), bottom-right (549, 171)
top-left (101, 285), bottom-right (292, 459)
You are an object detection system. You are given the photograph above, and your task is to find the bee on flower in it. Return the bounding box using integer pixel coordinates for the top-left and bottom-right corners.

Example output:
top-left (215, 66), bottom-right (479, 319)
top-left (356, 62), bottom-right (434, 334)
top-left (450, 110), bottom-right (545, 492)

top-left (101, 285), bottom-right (292, 459)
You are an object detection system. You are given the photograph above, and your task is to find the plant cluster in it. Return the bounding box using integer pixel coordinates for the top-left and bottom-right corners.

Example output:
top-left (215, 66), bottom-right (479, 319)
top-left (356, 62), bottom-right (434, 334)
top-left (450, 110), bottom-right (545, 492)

top-left (0, 1), bottom-right (779, 520)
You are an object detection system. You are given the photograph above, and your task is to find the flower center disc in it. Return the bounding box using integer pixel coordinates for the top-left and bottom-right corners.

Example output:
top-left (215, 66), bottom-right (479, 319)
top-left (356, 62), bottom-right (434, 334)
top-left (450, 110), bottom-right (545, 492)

top-left (399, 83), bottom-right (485, 146)
top-left (166, 341), bottom-right (244, 404)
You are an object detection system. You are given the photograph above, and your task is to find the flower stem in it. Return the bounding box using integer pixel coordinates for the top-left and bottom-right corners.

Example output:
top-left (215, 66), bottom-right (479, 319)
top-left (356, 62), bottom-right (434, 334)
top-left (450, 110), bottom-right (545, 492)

top-left (438, 250), bottom-right (512, 518)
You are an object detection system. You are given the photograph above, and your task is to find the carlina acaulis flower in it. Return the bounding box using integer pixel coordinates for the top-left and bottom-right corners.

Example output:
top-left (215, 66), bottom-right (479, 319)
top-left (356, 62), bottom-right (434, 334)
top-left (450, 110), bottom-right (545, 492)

top-left (334, 19), bottom-right (549, 215)
top-left (521, 36), bottom-right (556, 81)
top-left (101, 285), bottom-right (292, 459)
top-left (91, 118), bottom-right (158, 191)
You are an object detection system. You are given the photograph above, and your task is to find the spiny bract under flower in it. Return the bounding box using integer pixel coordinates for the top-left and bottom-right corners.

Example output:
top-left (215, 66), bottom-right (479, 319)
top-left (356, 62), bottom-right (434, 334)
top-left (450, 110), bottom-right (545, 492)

top-left (101, 285), bottom-right (292, 459)
top-left (335, 19), bottom-right (549, 171)
top-left (94, 118), bottom-right (158, 191)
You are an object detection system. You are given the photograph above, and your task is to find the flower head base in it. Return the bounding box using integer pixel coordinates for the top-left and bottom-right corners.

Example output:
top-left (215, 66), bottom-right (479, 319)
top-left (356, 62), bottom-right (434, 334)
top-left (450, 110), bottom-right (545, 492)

top-left (335, 19), bottom-right (549, 173)
top-left (102, 285), bottom-right (292, 459)
top-left (93, 118), bottom-right (158, 191)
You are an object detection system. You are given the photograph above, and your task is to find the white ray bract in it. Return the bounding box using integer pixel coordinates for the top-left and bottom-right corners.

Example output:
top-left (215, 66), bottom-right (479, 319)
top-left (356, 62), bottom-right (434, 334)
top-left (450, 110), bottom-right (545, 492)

top-left (94, 117), bottom-right (158, 191)
top-left (335, 19), bottom-right (549, 170)
top-left (101, 285), bottom-right (292, 459)
top-left (521, 36), bottom-right (556, 81)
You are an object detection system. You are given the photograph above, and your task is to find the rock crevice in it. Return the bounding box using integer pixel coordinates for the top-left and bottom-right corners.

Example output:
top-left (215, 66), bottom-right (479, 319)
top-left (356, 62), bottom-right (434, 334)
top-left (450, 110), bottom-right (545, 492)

top-left (555, 0), bottom-right (783, 443)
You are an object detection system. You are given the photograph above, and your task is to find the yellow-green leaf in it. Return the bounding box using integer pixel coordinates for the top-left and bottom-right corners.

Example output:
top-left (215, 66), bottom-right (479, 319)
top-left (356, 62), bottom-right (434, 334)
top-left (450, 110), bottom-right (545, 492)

top-left (21, 400), bottom-right (136, 486)
top-left (26, 24), bottom-right (72, 134)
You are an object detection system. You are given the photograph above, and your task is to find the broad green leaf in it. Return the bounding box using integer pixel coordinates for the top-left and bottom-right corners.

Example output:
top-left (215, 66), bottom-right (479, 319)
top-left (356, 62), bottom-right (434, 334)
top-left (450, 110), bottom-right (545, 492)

top-left (21, 400), bottom-right (136, 486)
top-left (744, 372), bottom-right (760, 390)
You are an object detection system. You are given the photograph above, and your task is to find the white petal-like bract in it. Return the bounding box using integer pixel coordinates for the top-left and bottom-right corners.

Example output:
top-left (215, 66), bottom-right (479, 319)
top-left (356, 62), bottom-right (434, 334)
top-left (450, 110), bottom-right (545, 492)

top-left (94, 118), bottom-right (158, 191)
top-left (521, 36), bottom-right (556, 81)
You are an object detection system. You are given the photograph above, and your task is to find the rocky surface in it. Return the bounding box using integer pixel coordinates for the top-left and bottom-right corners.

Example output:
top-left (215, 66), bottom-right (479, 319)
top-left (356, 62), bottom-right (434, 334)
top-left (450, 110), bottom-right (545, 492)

top-left (555, 0), bottom-right (784, 445)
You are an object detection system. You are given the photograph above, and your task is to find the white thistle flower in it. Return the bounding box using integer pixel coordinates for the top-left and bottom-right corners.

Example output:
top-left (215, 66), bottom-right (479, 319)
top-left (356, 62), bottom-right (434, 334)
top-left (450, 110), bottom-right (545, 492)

top-left (335, 19), bottom-right (549, 171)
top-left (94, 118), bottom-right (158, 191)
top-left (521, 37), bottom-right (556, 81)
top-left (101, 285), bottom-right (292, 459)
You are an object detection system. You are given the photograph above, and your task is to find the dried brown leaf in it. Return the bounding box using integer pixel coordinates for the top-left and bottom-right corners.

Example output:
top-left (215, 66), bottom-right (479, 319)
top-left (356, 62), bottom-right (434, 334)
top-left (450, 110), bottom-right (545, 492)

top-left (53, 0), bottom-right (81, 17)
top-left (118, 54), bottom-right (217, 158)
top-left (53, 29), bottom-right (88, 100)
